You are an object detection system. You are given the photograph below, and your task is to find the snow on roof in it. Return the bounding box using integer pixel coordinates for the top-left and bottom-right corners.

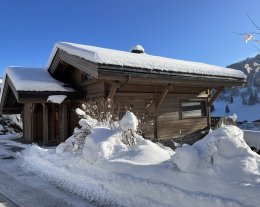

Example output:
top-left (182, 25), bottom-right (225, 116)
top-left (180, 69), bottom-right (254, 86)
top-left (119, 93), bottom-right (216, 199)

top-left (47, 42), bottom-right (246, 79)
top-left (130, 44), bottom-right (145, 53)
top-left (3, 67), bottom-right (75, 92)
top-left (47, 95), bottom-right (67, 104)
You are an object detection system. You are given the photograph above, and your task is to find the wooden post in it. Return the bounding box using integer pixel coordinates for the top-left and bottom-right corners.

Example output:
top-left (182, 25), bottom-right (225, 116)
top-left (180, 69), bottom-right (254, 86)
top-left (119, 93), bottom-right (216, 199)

top-left (59, 103), bottom-right (68, 142)
top-left (42, 103), bottom-right (49, 145)
top-left (206, 91), bottom-right (211, 129)
top-left (31, 103), bottom-right (36, 142)
top-left (154, 85), bottom-right (171, 140)
top-left (154, 111), bottom-right (158, 140)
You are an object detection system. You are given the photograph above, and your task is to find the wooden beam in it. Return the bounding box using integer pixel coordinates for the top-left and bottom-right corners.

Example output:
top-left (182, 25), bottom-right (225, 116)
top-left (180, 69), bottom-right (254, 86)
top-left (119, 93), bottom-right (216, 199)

top-left (208, 87), bottom-right (224, 106)
top-left (107, 85), bottom-right (118, 100)
top-left (156, 86), bottom-right (170, 108)
top-left (107, 82), bottom-right (121, 100)
top-left (79, 79), bottom-right (99, 88)
top-left (2, 107), bottom-right (22, 114)
top-left (59, 50), bottom-right (98, 78)
top-left (99, 73), bottom-right (245, 87)
top-left (154, 107), bottom-right (158, 141)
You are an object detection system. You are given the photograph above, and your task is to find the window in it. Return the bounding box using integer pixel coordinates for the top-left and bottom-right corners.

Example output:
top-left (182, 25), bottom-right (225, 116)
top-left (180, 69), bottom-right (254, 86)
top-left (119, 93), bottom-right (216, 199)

top-left (181, 100), bottom-right (206, 118)
top-left (81, 74), bottom-right (92, 82)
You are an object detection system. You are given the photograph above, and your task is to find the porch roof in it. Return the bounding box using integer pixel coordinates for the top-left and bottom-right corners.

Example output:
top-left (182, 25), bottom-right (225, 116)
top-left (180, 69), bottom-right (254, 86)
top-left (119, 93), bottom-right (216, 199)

top-left (0, 67), bottom-right (82, 114)
top-left (3, 67), bottom-right (75, 92)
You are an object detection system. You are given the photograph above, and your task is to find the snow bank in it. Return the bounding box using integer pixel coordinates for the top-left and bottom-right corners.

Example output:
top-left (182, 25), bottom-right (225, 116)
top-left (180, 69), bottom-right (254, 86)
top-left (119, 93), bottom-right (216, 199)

top-left (18, 113), bottom-right (260, 207)
top-left (20, 112), bottom-right (177, 206)
top-left (112, 138), bottom-right (174, 165)
top-left (173, 144), bottom-right (199, 172)
top-left (57, 111), bottom-right (172, 165)
top-left (173, 126), bottom-right (260, 181)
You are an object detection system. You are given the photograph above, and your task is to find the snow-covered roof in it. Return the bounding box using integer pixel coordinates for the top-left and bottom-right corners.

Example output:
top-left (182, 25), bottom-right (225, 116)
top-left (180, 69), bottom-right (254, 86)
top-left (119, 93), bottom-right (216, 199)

top-left (3, 67), bottom-right (75, 92)
top-left (47, 42), bottom-right (246, 79)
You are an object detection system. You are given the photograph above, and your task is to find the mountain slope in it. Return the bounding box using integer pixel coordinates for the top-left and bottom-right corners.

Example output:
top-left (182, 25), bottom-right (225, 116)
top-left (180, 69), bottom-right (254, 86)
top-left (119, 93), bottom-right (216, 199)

top-left (212, 54), bottom-right (260, 123)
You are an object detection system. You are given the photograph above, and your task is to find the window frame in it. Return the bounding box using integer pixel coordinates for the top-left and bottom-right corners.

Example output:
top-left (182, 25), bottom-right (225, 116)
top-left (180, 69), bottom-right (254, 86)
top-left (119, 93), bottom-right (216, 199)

top-left (180, 99), bottom-right (207, 119)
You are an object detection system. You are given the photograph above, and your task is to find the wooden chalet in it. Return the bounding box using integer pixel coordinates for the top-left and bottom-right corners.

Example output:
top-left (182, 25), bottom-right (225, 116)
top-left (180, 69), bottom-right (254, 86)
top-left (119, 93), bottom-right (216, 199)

top-left (0, 42), bottom-right (246, 146)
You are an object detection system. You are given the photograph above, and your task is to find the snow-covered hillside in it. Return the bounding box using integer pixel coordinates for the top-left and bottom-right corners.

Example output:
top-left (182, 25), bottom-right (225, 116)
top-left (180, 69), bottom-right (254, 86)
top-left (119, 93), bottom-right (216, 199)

top-left (212, 55), bottom-right (260, 124)
top-left (212, 95), bottom-right (260, 122)
top-left (15, 112), bottom-right (260, 207)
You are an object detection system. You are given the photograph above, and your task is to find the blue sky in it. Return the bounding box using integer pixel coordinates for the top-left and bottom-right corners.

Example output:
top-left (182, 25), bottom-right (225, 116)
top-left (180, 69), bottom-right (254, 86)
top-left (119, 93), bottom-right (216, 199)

top-left (0, 0), bottom-right (260, 76)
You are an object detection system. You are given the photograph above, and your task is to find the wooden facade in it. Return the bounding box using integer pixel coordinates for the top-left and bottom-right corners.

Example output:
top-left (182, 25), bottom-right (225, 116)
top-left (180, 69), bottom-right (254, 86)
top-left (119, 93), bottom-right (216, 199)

top-left (0, 45), bottom-right (246, 146)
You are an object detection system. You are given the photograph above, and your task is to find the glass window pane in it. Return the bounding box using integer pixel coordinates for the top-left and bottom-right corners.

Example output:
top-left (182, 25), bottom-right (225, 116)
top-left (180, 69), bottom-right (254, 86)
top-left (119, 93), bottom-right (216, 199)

top-left (181, 100), bottom-right (206, 118)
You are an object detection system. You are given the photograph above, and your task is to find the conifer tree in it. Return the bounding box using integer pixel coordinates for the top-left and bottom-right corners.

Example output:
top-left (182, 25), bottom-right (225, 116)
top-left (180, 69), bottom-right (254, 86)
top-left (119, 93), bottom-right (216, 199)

top-left (225, 104), bottom-right (230, 115)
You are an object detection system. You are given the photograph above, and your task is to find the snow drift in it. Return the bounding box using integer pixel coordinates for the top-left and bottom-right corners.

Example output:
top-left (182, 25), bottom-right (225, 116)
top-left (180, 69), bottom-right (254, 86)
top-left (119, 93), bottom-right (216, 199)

top-left (56, 111), bottom-right (173, 165)
top-left (19, 112), bottom-right (260, 207)
top-left (173, 125), bottom-right (260, 181)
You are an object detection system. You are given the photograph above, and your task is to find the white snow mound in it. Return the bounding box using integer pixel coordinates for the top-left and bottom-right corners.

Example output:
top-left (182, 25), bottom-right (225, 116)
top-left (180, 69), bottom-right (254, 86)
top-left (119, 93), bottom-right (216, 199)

top-left (173, 125), bottom-right (260, 179)
top-left (174, 144), bottom-right (199, 172)
top-left (56, 111), bottom-right (173, 165)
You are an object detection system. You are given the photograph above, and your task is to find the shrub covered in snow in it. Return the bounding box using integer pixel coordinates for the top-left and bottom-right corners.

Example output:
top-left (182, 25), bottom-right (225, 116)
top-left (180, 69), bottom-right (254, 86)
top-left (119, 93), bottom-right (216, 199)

top-left (80, 98), bottom-right (118, 126)
top-left (56, 110), bottom-right (173, 164)
top-left (56, 112), bottom-right (98, 154)
top-left (119, 111), bottom-right (139, 146)
top-left (0, 114), bottom-right (22, 135)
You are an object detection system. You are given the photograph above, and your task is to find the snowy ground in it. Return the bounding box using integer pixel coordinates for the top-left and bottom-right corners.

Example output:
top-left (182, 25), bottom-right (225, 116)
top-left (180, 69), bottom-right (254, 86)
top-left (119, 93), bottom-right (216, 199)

top-left (0, 135), bottom-right (93, 207)
top-left (11, 112), bottom-right (260, 207)
top-left (1, 111), bottom-right (260, 207)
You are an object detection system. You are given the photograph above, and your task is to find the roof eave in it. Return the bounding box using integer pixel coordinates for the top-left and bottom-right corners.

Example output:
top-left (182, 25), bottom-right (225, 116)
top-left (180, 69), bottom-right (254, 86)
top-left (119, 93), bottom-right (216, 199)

top-left (98, 65), bottom-right (246, 87)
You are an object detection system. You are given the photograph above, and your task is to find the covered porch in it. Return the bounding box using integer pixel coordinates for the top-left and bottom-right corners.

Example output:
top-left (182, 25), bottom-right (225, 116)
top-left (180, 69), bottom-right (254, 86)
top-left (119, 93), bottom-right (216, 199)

top-left (0, 67), bottom-right (83, 145)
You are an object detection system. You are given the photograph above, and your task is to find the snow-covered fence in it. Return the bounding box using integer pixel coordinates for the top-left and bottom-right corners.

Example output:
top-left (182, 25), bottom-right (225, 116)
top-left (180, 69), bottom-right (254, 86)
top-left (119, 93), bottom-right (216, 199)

top-left (243, 130), bottom-right (260, 151)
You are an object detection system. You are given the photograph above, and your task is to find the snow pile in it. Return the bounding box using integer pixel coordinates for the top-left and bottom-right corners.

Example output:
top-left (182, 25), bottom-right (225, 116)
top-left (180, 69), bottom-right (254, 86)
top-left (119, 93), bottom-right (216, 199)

top-left (173, 125), bottom-right (260, 180)
top-left (47, 95), bottom-right (67, 104)
top-left (174, 144), bottom-right (199, 172)
top-left (18, 113), bottom-right (260, 207)
top-left (57, 111), bottom-right (172, 165)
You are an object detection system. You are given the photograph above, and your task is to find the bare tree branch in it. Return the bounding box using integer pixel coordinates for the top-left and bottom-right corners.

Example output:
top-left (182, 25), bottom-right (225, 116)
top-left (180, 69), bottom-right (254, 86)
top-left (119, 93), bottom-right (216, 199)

top-left (251, 45), bottom-right (260, 53)
top-left (246, 13), bottom-right (260, 32)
